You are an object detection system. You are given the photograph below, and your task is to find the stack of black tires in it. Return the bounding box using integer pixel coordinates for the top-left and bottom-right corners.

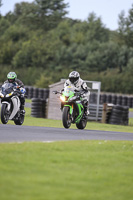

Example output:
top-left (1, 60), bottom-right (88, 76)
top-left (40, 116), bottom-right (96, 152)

top-left (108, 105), bottom-right (129, 125)
top-left (31, 98), bottom-right (47, 118)
top-left (25, 86), bottom-right (49, 99)
top-left (99, 93), bottom-right (133, 108)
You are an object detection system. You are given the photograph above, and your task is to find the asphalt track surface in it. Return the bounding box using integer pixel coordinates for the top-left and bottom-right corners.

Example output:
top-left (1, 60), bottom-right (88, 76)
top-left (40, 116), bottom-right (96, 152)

top-left (0, 124), bottom-right (133, 143)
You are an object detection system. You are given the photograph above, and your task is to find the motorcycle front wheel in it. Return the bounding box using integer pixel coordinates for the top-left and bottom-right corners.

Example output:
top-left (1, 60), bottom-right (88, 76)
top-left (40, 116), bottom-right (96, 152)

top-left (1, 104), bottom-right (9, 124)
top-left (62, 107), bottom-right (71, 129)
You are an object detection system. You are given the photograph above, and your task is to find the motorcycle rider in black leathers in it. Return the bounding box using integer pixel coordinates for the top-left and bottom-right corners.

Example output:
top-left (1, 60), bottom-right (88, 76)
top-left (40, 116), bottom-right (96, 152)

top-left (4, 72), bottom-right (26, 114)
top-left (64, 71), bottom-right (90, 116)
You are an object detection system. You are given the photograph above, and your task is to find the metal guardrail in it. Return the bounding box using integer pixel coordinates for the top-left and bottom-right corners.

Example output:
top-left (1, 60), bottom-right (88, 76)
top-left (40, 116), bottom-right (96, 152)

top-left (88, 104), bottom-right (103, 121)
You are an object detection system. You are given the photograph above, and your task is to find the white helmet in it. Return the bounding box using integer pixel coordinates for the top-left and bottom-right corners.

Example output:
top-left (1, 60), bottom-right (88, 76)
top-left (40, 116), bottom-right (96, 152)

top-left (69, 71), bottom-right (80, 84)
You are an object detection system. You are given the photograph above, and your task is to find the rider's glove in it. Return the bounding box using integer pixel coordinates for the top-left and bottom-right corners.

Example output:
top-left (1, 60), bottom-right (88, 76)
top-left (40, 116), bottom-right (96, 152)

top-left (60, 89), bottom-right (64, 93)
top-left (20, 88), bottom-right (26, 94)
top-left (14, 85), bottom-right (19, 90)
top-left (81, 93), bottom-right (86, 98)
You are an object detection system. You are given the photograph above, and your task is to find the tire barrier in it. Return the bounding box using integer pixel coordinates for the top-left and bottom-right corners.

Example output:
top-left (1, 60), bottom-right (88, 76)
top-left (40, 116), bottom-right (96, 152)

top-left (112, 95), bottom-right (117, 105)
top-left (31, 98), bottom-right (47, 118)
top-left (38, 88), bottom-right (49, 99)
top-left (33, 88), bottom-right (39, 98)
top-left (127, 97), bottom-right (133, 108)
top-left (25, 86), bottom-right (49, 100)
top-left (108, 105), bottom-right (129, 125)
top-left (24, 86), bottom-right (133, 108)
top-left (90, 93), bottom-right (97, 104)
top-left (116, 95), bottom-right (122, 105)
top-left (106, 94), bottom-right (112, 103)
top-left (100, 94), bottom-right (107, 104)
top-left (102, 104), bottom-right (129, 125)
top-left (25, 86), bottom-right (34, 99)
top-left (122, 96), bottom-right (128, 106)
top-left (100, 94), bottom-right (133, 108)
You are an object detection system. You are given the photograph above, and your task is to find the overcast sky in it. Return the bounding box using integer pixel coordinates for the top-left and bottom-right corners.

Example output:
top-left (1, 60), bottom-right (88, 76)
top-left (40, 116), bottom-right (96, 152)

top-left (0, 0), bottom-right (133, 30)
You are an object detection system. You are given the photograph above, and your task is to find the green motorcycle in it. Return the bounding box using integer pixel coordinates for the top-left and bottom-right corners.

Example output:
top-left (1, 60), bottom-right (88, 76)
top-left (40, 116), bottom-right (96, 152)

top-left (54, 86), bottom-right (87, 129)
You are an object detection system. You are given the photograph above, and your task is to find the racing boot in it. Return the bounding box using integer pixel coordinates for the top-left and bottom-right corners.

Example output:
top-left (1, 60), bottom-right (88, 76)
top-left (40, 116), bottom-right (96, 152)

top-left (20, 104), bottom-right (25, 115)
top-left (83, 100), bottom-right (89, 116)
top-left (84, 106), bottom-right (90, 116)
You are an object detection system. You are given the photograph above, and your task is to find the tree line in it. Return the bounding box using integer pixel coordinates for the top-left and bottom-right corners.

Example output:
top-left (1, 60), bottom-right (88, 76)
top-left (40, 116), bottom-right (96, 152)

top-left (0, 0), bottom-right (133, 94)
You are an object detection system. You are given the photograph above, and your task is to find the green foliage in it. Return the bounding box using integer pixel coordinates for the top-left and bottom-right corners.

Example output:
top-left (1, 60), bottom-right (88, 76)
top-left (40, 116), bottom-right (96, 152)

top-left (0, 1), bottom-right (133, 93)
top-left (0, 17), bottom-right (10, 36)
top-left (12, 0), bottom-right (69, 30)
top-left (35, 73), bottom-right (53, 88)
top-left (3, 24), bottom-right (28, 42)
top-left (17, 67), bottom-right (44, 86)
top-left (118, 4), bottom-right (133, 47)
top-left (86, 12), bottom-right (109, 42)
top-left (0, 65), bottom-right (13, 83)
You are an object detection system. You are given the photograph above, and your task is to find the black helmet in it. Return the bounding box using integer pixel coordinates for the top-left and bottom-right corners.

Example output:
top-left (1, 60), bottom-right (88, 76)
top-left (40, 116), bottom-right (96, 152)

top-left (7, 72), bottom-right (17, 83)
top-left (69, 71), bottom-right (80, 84)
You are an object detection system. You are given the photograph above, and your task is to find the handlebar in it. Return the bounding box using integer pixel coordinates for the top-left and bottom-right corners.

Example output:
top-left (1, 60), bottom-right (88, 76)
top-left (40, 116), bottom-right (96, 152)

top-left (53, 91), bottom-right (61, 94)
top-left (53, 90), bottom-right (86, 98)
top-left (13, 85), bottom-right (23, 90)
top-left (14, 90), bottom-right (22, 94)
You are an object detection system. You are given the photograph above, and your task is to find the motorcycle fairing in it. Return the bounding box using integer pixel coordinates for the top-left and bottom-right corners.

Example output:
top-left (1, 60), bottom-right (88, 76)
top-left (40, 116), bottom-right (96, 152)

top-left (1, 101), bottom-right (11, 111)
top-left (75, 103), bottom-right (84, 124)
top-left (64, 103), bottom-right (84, 124)
top-left (9, 96), bottom-right (20, 119)
top-left (64, 104), bottom-right (73, 115)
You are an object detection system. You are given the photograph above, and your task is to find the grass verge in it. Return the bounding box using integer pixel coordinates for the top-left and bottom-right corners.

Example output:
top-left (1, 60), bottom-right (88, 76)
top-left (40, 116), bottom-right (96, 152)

top-left (0, 101), bottom-right (133, 200)
top-left (0, 140), bottom-right (133, 200)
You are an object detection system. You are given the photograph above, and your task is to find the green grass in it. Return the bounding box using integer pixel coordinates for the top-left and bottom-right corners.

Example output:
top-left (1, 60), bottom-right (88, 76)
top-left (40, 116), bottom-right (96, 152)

top-left (129, 108), bottom-right (133, 112)
top-left (0, 100), bottom-right (133, 200)
top-left (25, 98), bottom-right (32, 103)
top-left (0, 141), bottom-right (133, 200)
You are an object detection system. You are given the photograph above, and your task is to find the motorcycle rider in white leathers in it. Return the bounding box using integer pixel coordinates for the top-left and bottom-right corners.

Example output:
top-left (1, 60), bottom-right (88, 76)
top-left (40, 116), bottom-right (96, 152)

top-left (64, 71), bottom-right (90, 115)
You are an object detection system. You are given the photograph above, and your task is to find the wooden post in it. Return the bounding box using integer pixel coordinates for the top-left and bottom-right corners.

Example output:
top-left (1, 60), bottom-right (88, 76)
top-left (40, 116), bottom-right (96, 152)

top-left (101, 103), bottom-right (107, 123)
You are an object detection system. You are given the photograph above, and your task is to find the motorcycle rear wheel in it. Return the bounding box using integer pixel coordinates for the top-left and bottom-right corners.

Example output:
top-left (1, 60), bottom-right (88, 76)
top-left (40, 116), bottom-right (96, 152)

top-left (76, 118), bottom-right (87, 129)
top-left (1, 104), bottom-right (9, 124)
top-left (14, 114), bottom-right (24, 125)
top-left (62, 107), bottom-right (71, 129)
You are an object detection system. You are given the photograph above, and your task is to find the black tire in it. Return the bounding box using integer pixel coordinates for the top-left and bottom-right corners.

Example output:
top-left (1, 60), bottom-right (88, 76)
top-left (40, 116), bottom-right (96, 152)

top-left (62, 107), bottom-right (71, 129)
top-left (14, 114), bottom-right (24, 125)
top-left (112, 109), bottom-right (123, 114)
top-left (31, 102), bottom-right (42, 106)
top-left (1, 104), bottom-right (9, 124)
top-left (76, 118), bottom-right (87, 129)
top-left (31, 104), bottom-right (42, 110)
top-left (31, 115), bottom-right (41, 117)
top-left (31, 111), bottom-right (42, 116)
top-left (31, 98), bottom-right (41, 102)
top-left (31, 108), bottom-right (42, 112)
top-left (114, 105), bottom-right (123, 110)
top-left (109, 116), bottom-right (120, 121)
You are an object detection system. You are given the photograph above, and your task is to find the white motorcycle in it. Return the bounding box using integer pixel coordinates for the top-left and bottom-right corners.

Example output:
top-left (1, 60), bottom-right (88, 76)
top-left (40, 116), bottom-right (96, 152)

top-left (0, 83), bottom-right (25, 125)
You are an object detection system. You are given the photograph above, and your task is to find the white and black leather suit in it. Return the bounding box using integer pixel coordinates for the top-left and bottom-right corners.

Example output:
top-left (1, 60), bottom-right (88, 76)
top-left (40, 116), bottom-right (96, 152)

top-left (64, 78), bottom-right (90, 114)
